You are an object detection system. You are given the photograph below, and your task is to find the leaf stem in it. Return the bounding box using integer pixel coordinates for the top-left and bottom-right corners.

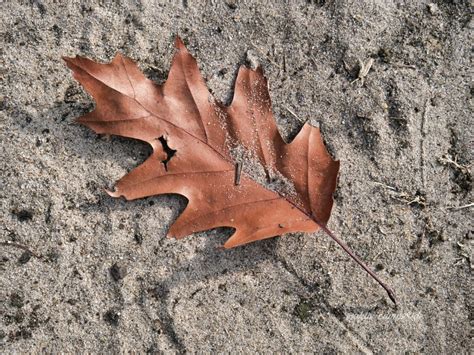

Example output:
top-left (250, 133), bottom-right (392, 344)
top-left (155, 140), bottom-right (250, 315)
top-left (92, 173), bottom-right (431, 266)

top-left (318, 224), bottom-right (397, 305)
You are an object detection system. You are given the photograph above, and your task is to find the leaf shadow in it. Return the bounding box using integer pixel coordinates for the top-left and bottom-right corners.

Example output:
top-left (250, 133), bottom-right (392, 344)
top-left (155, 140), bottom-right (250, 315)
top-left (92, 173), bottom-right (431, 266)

top-left (37, 100), bottom-right (285, 265)
top-left (9, 98), bottom-right (352, 348)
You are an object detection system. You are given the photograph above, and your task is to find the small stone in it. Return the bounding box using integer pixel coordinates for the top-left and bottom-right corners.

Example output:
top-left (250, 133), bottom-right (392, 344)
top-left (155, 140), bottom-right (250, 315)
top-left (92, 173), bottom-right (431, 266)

top-left (377, 47), bottom-right (392, 64)
top-left (47, 251), bottom-right (60, 263)
top-left (226, 0), bottom-right (237, 10)
top-left (18, 251), bottom-right (32, 264)
top-left (17, 328), bottom-right (32, 339)
top-left (10, 293), bottom-right (24, 308)
top-left (110, 262), bottom-right (127, 281)
top-left (134, 233), bottom-right (143, 245)
top-left (13, 209), bottom-right (33, 222)
top-left (375, 263), bottom-right (384, 271)
top-left (14, 309), bottom-right (25, 323)
top-left (150, 285), bottom-right (167, 299)
top-left (427, 3), bottom-right (439, 15)
top-left (104, 309), bottom-right (120, 326)
top-left (294, 299), bottom-right (313, 323)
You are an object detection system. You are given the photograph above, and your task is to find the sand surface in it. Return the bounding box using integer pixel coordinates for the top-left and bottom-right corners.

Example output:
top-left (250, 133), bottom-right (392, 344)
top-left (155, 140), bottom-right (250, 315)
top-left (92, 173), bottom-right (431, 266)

top-left (1, 0), bottom-right (472, 353)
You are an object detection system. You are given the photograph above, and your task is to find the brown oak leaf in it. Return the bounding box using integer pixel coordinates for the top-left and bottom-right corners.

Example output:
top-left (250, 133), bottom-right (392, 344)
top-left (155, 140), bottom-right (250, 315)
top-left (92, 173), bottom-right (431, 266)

top-left (64, 37), bottom-right (395, 303)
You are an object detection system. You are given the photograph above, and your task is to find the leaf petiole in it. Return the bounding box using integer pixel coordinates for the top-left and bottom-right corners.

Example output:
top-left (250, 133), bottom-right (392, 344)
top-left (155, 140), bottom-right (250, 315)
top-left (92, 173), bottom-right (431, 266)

top-left (318, 223), bottom-right (397, 305)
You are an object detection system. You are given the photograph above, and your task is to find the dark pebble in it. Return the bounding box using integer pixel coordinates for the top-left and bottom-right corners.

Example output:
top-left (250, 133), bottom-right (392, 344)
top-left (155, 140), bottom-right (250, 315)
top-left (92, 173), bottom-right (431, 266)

top-left (150, 284), bottom-right (167, 299)
top-left (134, 233), bottom-right (143, 245)
top-left (14, 309), bottom-right (25, 323)
top-left (13, 209), bottom-right (33, 222)
top-left (110, 262), bottom-right (127, 281)
top-left (47, 251), bottom-right (60, 263)
top-left (10, 293), bottom-right (24, 308)
top-left (18, 251), bottom-right (32, 264)
top-left (104, 309), bottom-right (120, 326)
top-left (16, 328), bottom-right (32, 339)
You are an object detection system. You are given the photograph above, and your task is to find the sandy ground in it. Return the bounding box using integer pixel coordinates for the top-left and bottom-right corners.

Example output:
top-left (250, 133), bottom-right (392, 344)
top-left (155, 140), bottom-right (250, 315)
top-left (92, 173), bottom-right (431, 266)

top-left (1, 0), bottom-right (472, 353)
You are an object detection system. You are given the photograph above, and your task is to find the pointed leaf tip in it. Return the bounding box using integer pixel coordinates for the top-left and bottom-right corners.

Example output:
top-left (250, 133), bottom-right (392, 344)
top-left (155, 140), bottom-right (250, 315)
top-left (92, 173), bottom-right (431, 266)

top-left (175, 35), bottom-right (185, 49)
top-left (112, 52), bottom-right (124, 61)
top-left (62, 56), bottom-right (74, 67)
top-left (166, 232), bottom-right (177, 240)
top-left (105, 188), bottom-right (120, 198)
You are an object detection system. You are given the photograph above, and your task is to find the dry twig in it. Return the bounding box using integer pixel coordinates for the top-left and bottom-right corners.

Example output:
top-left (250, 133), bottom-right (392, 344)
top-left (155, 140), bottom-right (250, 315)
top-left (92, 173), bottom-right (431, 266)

top-left (0, 241), bottom-right (41, 258)
top-left (351, 58), bottom-right (374, 85)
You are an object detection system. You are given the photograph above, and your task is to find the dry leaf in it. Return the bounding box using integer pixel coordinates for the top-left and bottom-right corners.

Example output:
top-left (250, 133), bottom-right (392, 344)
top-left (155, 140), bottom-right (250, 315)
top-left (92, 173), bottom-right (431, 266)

top-left (64, 37), bottom-right (395, 303)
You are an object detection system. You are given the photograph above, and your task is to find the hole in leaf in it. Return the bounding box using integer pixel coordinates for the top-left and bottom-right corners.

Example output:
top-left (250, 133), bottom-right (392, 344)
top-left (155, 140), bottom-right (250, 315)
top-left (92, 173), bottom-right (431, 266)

top-left (158, 136), bottom-right (177, 171)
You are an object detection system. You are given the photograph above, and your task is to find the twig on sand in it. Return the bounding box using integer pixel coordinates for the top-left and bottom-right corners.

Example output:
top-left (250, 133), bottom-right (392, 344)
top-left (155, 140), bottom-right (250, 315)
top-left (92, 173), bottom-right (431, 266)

top-left (351, 58), bottom-right (374, 85)
top-left (0, 241), bottom-right (41, 258)
top-left (438, 154), bottom-right (470, 173)
top-left (371, 180), bottom-right (397, 191)
top-left (447, 203), bottom-right (473, 211)
top-left (393, 63), bottom-right (417, 70)
top-left (284, 106), bottom-right (300, 121)
top-left (371, 181), bottom-right (426, 207)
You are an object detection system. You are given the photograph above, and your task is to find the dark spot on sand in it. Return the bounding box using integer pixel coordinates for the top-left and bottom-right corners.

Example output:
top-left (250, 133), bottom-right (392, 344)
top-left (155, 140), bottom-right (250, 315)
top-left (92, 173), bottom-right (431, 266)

top-left (104, 309), bottom-right (120, 326)
top-left (110, 262), bottom-right (127, 281)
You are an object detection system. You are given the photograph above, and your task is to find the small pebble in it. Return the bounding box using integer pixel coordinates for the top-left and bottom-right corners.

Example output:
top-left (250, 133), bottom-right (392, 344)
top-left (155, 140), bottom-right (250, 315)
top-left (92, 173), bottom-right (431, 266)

top-left (10, 293), bottom-right (24, 308)
top-left (18, 251), bottom-right (32, 264)
top-left (104, 309), bottom-right (120, 326)
top-left (110, 262), bottom-right (127, 281)
top-left (13, 209), bottom-right (33, 222)
top-left (428, 3), bottom-right (439, 15)
top-left (134, 233), bottom-right (143, 245)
